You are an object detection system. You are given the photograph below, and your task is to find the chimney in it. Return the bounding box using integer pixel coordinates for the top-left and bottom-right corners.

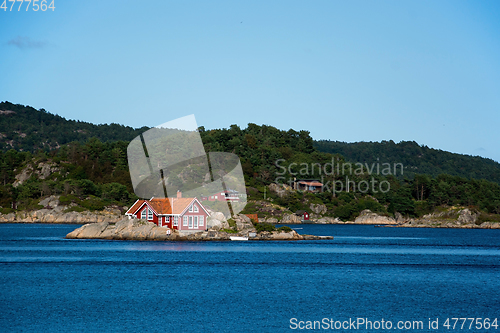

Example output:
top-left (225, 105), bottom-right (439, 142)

top-left (177, 191), bottom-right (182, 199)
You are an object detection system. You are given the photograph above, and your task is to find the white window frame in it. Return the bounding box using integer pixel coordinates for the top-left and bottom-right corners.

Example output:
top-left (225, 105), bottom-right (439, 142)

top-left (193, 204), bottom-right (199, 212)
top-left (188, 216), bottom-right (193, 228)
top-left (141, 208), bottom-right (146, 219)
top-left (194, 216), bottom-right (198, 228)
top-left (189, 205), bottom-right (193, 212)
top-left (199, 216), bottom-right (204, 226)
top-left (183, 216), bottom-right (188, 226)
top-left (215, 195), bottom-right (218, 199)
top-left (173, 216), bottom-right (178, 226)
top-left (147, 208), bottom-right (153, 220)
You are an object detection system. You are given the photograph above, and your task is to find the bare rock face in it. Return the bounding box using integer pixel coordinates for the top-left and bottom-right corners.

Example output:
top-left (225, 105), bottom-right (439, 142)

top-left (66, 222), bottom-right (109, 239)
top-left (354, 209), bottom-right (397, 225)
top-left (0, 201), bottom-right (124, 223)
top-left (457, 208), bottom-right (478, 224)
top-left (207, 212), bottom-right (228, 230)
top-left (234, 214), bottom-right (256, 232)
top-left (280, 213), bottom-right (302, 224)
top-left (39, 195), bottom-right (60, 208)
top-left (37, 162), bottom-right (59, 180)
top-left (269, 183), bottom-right (293, 198)
top-left (13, 165), bottom-right (33, 187)
top-left (316, 217), bottom-right (340, 224)
top-left (309, 203), bottom-right (327, 215)
top-left (13, 162), bottom-right (60, 187)
top-left (67, 218), bottom-right (177, 240)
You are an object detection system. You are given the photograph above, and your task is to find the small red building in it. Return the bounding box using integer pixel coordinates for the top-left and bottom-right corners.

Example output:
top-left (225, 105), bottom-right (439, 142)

top-left (125, 192), bottom-right (210, 231)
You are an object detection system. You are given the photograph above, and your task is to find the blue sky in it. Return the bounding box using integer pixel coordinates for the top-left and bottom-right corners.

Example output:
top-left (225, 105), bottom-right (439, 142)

top-left (1, 0), bottom-right (499, 162)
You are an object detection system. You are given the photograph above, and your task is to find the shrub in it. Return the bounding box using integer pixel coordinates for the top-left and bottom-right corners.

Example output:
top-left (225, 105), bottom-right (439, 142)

top-left (277, 226), bottom-right (293, 233)
top-left (79, 196), bottom-right (105, 211)
top-left (59, 194), bottom-right (79, 205)
top-left (255, 222), bottom-right (276, 233)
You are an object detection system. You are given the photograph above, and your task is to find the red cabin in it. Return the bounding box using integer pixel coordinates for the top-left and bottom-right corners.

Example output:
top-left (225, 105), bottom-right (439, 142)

top-left (125, 192), bottom-right (210, 231)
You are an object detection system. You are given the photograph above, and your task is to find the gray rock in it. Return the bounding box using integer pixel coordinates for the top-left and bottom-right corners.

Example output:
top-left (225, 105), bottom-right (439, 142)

top-left (354, 209), bottom-right (397, 225)
top-left (66, 222), bottom-right (109, 239)
top-left (457, 208), bottom-right (478, 224)
top-left (309, 203), bottom-right (327, 215)
top-left (281, 213), bottom-right (302, 224)
top-left (39, 195), bottom-right (60, 208)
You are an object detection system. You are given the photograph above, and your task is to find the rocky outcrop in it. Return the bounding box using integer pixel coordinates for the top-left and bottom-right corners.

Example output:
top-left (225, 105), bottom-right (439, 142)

top-left (398, 207), bottom-right (499, 229)
top-left (67, 219), bottom-right (176, 241)
top-left (280, 213), bottom-right (302, 224)
top-left (354, 209), bottom-right (397, 225)
top-left (269, 183), bottom-right (293, 198)
top-left (206, 211), bottom-right (229, 230)
top-left (316, 216), bottom-right (341, 224)
top-left (233, 214), bottom-right (255, 232)
top-left (13, 162), bottom-right (60, 187)
top-left (309, 203), bottom-right (327, 215)
top-left (457, 208), bottom-right (478, 224)
top-left (0, 195), bottom-right (124, 223)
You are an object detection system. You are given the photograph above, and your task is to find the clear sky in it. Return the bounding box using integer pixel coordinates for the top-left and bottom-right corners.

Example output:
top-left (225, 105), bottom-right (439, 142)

top-left (1, 0), bottom-right (499, 162)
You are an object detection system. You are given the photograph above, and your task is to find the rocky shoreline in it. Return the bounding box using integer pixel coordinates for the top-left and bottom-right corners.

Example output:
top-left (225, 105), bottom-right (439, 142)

top-left (66, 218), bottom-right (333, 241)
top-left (1, 195), bottom-right (499, 230)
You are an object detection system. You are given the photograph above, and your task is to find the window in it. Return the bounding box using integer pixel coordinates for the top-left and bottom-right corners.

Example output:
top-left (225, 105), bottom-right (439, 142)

top-left (188, 216), bottom-right (193, 228)
top-left (215, 195), bottom-right (218, 199)
top-left (147, 208), bottom-right (153, 220)
top-left (199, 216), bottom-right (204, 226)
top-left (194, 216), bottom-right (198, 228)
top-left (173, 216), bottom-right (178, 226)
top-left (193, 204), bottom-right (199, 212)
top-left (189, 205), bottom-right (193, 212)
top-left (183, 216), bottom-right (188, 226)
top-left (141, 209), bottom-right (146, 219)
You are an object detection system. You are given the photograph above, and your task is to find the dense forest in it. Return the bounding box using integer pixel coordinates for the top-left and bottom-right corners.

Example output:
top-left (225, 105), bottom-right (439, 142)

top-left (315, 140), bottom-right (500, 184)
top-left (1, 102), bottom-right (499, 222)
top-left (0, 101), bottom-right (148, 152)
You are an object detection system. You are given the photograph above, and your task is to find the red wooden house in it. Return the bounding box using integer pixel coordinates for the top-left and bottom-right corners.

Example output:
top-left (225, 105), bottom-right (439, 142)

top-left (125, 192), bottom-right (210, 231)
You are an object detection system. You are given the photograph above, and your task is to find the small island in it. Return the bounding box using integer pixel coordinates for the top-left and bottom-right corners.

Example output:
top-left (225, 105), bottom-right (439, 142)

top-left (66, 214), bottom-right (333, 241)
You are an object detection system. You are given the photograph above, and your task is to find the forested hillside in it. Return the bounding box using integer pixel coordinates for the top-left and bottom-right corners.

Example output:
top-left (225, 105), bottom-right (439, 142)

top-left (315, 140), bottom-right (500, 184)
top-left (1, 102), bottom-right (499, 222)
top-left (0, 101), bottom-right (148, 152)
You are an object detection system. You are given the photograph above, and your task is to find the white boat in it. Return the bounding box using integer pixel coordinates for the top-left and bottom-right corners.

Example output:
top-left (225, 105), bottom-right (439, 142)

top-left (230, 236), bottom-right (249, 241)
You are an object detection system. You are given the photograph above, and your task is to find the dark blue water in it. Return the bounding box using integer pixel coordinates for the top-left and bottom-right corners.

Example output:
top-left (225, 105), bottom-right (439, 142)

top-left (0, 224), bottom-right (499, 332)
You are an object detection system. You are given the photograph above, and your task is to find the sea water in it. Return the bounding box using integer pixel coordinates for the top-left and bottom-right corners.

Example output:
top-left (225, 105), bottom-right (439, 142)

top-left (0, 224), bottom-right (499, 332)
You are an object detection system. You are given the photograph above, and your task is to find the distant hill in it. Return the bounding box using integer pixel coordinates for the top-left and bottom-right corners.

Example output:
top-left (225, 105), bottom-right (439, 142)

top-left (314, 140), bottom-right (500, 184)
top-left (0, 101), bottom-right (148, 152)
